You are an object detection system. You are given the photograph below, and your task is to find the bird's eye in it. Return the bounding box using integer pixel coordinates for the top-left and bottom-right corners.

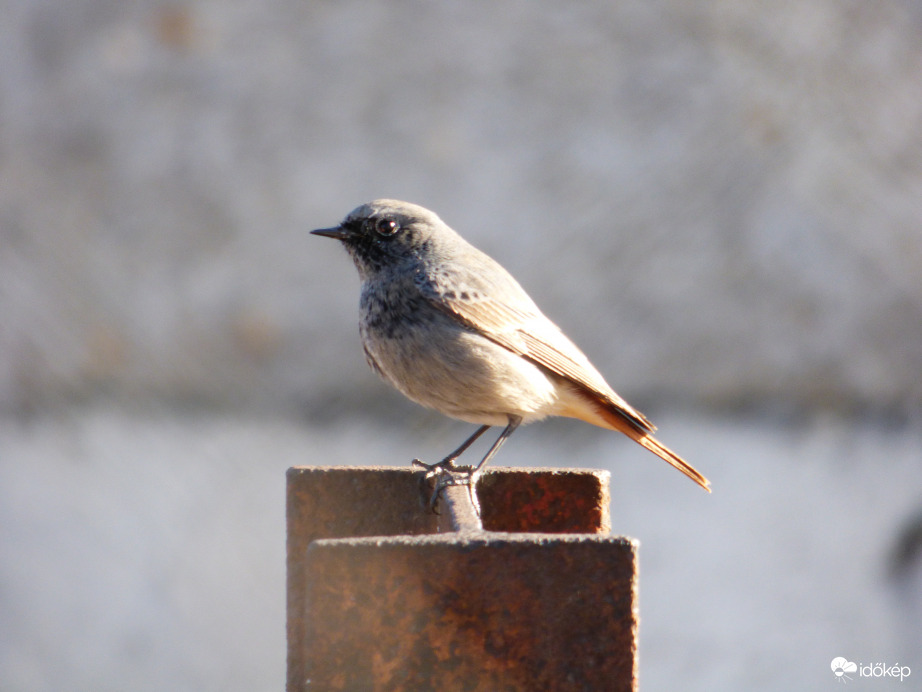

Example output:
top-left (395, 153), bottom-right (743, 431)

top-left (373, 217), bottom-right (400, 237)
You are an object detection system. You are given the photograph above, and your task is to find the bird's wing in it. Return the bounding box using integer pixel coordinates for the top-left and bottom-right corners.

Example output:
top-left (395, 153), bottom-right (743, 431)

top-left (418, 268), bottom-right (655, 434)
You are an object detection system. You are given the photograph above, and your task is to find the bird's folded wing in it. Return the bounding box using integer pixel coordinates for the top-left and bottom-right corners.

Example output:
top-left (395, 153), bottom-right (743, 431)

top-left (427, 291), bottom-right (655, 434)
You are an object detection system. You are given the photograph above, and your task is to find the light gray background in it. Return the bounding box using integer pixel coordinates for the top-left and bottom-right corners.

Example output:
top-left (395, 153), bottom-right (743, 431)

top-left (2, 2), bottom-right (921, 690)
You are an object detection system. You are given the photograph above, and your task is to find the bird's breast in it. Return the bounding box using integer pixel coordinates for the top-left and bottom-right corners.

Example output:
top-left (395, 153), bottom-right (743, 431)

top-left (359, 279), bottom-right (441, 339)
top-left (357, 280), bottom-right (561, 425)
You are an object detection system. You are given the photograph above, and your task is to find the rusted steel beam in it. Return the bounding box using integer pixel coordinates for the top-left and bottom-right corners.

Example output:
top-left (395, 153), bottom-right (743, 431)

top-left (287, 466), bottom-right (636, 691)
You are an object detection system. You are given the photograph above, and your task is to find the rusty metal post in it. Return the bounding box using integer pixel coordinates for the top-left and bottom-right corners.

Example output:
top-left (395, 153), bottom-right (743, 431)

top-left (429, 468), bottom-right (484, 532)
top-left (287, 466), bottom-right (638, 691)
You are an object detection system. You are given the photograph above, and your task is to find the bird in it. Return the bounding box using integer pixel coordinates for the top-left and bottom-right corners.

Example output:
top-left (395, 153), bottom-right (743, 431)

top-left (312, 199), bottom-right (710, 492)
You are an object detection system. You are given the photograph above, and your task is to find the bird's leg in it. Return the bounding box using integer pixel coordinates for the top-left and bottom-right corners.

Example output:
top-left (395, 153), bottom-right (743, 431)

top-left (412, 424), bottom-right (491, 473)
top-left (414, 425), bottom-right (491, 513)
top-left (414, 417), bottom-right (523, 513)
top-left (470, 415), bottom-right (521, 475)
top-left (461, 415), bottom-right (522, 512)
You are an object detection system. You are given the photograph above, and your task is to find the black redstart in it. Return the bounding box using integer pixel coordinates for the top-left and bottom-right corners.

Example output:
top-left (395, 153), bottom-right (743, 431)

top-left (312, 199), bottom-right (710, 492)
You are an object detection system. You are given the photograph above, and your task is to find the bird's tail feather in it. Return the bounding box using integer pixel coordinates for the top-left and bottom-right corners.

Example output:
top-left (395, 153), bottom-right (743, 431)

top-left (587, 397), bottom-right (712, 492)
top-left (635, 432), bottom-right (711, 492)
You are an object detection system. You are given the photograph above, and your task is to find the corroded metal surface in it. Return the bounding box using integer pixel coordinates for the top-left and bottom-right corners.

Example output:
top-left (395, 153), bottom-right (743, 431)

top-left (287, 466), bottom-right (635, 691)
top-left (476, 468), bottom-right (611, 534)
top-left (302, 534), bottom-right (637, 691)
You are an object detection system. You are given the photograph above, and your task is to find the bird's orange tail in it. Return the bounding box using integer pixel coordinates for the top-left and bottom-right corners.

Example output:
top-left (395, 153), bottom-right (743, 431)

top-left (586, 397), bottom-right (712, 492)
top-left (564, 387), bottom-right (712, 491)
top-left (635, 432), bottom-right (711, 492)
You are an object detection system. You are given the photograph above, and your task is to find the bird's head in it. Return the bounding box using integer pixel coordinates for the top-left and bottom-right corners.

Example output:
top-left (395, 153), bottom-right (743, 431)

top-left (311, 199), bottom-right (452, 279)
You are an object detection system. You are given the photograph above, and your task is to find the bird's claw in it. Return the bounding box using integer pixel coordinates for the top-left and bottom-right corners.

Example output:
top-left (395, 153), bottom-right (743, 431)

top-left (413, 458), bottom-right (477, 513)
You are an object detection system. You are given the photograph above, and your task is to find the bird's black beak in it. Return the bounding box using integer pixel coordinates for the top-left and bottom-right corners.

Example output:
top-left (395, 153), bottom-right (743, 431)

top-left (310, 225), bottom-right (352, 240)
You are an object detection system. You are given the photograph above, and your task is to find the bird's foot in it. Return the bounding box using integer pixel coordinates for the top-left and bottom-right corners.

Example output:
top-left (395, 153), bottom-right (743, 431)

top-left (412, 456), bottom-right (462, 473)
top-left (412, 458), bottom-right (478, 513)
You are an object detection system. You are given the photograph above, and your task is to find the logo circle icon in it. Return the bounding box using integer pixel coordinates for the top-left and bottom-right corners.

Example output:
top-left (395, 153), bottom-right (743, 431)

top-left (831, 657), bottom-right (858, 679)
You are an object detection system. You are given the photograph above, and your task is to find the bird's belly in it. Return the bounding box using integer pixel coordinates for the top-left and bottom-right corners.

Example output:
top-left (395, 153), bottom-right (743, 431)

top-left (361, 317), bottom-right (559, 426)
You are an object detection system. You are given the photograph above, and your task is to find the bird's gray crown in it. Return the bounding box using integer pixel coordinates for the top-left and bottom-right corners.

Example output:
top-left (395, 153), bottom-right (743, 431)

top-left (345, 199), bottom-right (442, 229)
top-left (326, 199), bottom-right (462, 278)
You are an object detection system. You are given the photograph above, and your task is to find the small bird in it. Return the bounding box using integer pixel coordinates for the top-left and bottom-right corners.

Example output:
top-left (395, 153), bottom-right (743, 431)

top-left (312, 200), bottom-right (710, 492)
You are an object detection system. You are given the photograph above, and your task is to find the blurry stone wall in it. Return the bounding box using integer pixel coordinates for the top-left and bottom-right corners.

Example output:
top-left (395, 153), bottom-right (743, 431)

top-left (2, 0), bottom-right (921, 417)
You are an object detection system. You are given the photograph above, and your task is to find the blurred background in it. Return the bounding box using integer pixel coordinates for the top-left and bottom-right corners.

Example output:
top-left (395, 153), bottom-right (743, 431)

top-left (2, 1), bottom-right (921, 690)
